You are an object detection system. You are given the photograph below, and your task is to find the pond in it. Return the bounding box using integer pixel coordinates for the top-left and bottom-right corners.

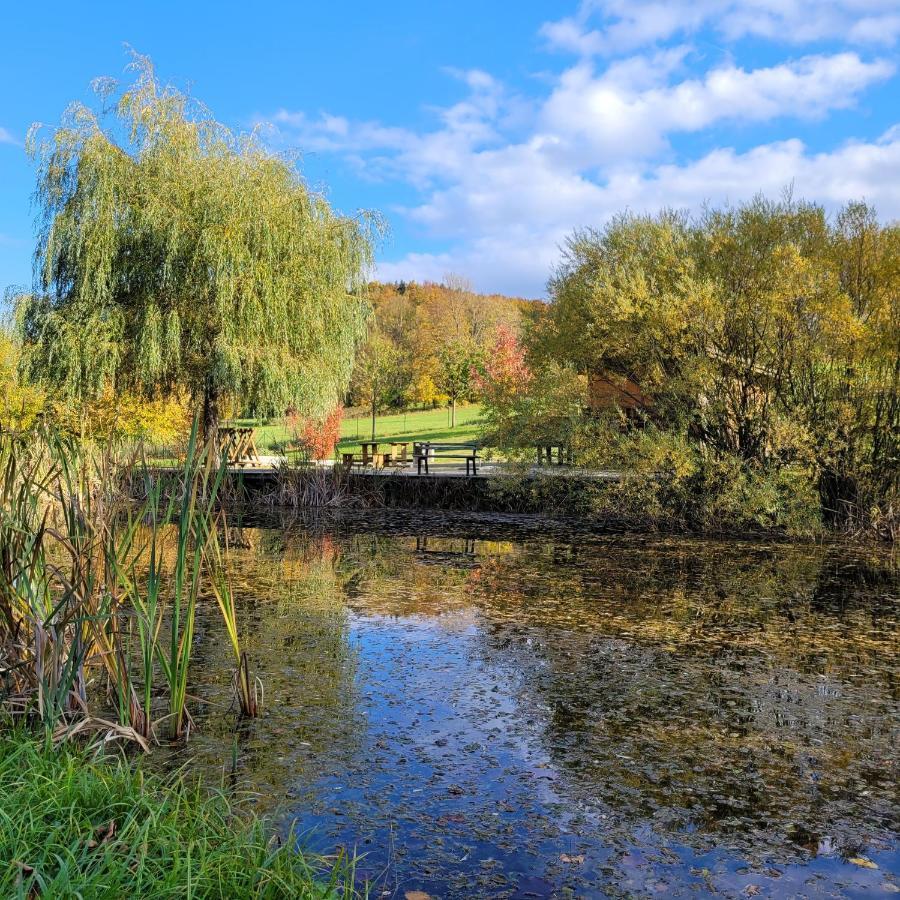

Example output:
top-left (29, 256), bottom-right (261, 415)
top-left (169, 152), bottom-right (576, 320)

top-left (154, 511), bottom-right (898, 898)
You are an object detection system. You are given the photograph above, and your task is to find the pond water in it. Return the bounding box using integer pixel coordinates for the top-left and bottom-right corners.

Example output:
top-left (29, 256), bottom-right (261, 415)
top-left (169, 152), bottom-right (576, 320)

top-left (155, 511), bottom-right (898, 898)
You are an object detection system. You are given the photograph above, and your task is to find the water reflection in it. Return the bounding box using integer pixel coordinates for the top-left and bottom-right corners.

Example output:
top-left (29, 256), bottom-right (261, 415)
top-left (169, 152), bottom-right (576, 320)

top-left (152, 513), bottom-right (898, 897)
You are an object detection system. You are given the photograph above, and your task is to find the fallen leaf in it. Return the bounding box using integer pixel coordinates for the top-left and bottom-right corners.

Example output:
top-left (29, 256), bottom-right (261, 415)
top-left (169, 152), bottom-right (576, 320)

top-left (14, 863), bottom-right (39, 900)
top-left (560, 853), bottom-right (585, 864)
top-left (848, 857), bottom-right (878, 869)
top-left (404, 892), bottom-right (432, 900)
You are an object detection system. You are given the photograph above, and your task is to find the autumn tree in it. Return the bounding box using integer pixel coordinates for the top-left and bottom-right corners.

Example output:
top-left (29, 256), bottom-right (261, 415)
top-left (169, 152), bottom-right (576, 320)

top-left (436, 340), bottom-right (479, 428)
top-left (789, 202), bottom-right (900, 522)
top-left (536, 212), bottom-right (707, 428)
top-left (474, 327), bottom-right (587, 452)
top-left (0, 326), bottom-right (44, 431)
top-left (532, 196), bottom-right (899, 528)
top-left (16, 54), bottom-right (375, 438)
top-left (358, 277), bottom-right (532, 417)
top-left (472, 326), bottom-right (531, 408)
top-left (350, 331), bottom-right (401, 440)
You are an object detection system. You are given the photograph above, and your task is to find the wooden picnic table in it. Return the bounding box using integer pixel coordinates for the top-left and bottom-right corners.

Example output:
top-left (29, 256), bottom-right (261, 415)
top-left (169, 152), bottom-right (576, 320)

top-left (342, 449), bottom-right (391, 470)
top-left (341, 441), bottom-right (413, 471)
top-left (219, 426), bottom-right (262, 467)
top-left (387, 442), bottom-right (410, 466)
top-left (536, 444), bottom-right (573, 466)
top-left (414, 441), bottom-right (479, 476)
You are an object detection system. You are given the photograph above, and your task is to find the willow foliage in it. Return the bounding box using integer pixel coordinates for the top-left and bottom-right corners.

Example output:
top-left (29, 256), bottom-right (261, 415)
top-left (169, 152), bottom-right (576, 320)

top-left (17, 54), bottom-right (376, 432)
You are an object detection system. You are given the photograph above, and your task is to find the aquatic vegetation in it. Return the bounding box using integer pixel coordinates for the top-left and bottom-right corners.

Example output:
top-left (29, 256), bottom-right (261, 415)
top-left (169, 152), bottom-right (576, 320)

top-left (0, 423), bottom-right (258, 743)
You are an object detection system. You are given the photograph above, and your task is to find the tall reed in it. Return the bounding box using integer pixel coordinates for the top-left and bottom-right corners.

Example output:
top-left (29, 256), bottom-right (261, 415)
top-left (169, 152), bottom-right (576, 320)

top-left (0, 420), bottom-right (259, 747)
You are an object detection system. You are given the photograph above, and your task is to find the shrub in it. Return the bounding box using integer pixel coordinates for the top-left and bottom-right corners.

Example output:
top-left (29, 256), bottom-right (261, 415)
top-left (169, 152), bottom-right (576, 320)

top-left (288, 405), bottom-right (344, 460)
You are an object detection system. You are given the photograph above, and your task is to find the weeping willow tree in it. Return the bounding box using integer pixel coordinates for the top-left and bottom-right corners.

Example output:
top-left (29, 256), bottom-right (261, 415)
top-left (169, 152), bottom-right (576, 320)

top-left (16, 54), bottom-right (376, 437)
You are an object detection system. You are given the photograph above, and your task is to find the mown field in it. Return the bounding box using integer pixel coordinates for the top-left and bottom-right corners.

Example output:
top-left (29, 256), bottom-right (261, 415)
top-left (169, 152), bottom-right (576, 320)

top-left (237, 405), bottom-right (484, 456)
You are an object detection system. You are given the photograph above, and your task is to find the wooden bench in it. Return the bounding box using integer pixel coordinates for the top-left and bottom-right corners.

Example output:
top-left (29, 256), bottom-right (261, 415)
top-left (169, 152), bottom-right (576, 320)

top-left (413, 441), bottom-right (480, 476)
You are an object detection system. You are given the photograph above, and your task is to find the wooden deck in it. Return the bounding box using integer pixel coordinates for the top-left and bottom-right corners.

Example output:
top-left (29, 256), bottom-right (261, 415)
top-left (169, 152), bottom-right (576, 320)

top-left (148, 460), bottom-right (622, 485)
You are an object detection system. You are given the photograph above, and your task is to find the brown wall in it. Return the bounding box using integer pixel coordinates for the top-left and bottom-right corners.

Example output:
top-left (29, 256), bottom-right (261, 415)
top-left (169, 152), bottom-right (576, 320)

top-left (587, 372), bottom-right (651, 412)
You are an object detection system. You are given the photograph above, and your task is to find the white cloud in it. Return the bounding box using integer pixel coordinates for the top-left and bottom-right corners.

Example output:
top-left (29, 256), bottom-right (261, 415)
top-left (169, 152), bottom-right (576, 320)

top-left (540, 52), bottom-right (892, 165)
top-left (377, 129), bottom-right (900, 295)
top-left (269, 51), bottom-right (889, 180)
top-left (0, 127), bottom-right (19, 146)
top-left (260, 16), bottom-right (900, 296)
top-left (542, 1), bottom-right (900, 56)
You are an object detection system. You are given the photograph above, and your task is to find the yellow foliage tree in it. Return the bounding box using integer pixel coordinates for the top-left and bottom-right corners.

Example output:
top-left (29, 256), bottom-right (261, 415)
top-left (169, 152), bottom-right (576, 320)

top-left (0, 331), bottom-right (45, 430)
top-left (53, 389), bottom-right (191, 445)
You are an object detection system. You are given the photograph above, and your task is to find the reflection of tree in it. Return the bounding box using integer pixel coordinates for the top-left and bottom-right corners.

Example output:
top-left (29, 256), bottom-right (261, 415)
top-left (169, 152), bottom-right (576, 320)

top-left (153, 527), bottom-right (363, 811)
top-left (146, 520), bottom-right (897, 871)
top-left (329, 532), bottom-right (492, 618)
top-left (470, 538), bottom-right (898, 861)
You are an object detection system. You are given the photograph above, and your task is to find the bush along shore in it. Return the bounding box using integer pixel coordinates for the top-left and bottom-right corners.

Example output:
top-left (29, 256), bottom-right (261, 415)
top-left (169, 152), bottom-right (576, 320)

top-left (149, 462), bottom-right (881, 541)
top-left (0, 733), bottom-right (353, 898)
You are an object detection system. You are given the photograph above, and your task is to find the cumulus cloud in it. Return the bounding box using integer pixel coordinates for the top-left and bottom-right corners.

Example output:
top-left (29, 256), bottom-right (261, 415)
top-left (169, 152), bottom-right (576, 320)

top-left (542, 0), bottom-right (900, 56)
top-left (541, 52), bottom-right (893, 164)
top-left (260, 11), bottom-right (900, 296)
top-left (375, 129), bottom-right (900, 295)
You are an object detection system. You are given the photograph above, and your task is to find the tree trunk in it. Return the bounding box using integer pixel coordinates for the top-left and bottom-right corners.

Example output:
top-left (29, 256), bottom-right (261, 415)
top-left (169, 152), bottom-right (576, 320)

top-left (451, 397), bottom-right (456, 428)
top-left (202, 380), bottom-right (220, 445)
top-left (371, 397), bottom-right (377, 441)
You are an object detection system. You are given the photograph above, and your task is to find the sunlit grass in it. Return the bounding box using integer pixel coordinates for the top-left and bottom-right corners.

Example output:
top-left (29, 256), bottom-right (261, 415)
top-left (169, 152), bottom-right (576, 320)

top-left (235, 405), bottom-right (484, 454)
top-left (0, 733), bottom-right (355, 898)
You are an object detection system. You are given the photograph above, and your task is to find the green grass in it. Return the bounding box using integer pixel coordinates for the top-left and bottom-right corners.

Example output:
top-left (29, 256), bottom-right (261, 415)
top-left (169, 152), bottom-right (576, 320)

top-left (0, 733), bottom-right (354, 899)
top-left (236, 405), bottom-right (484, 456)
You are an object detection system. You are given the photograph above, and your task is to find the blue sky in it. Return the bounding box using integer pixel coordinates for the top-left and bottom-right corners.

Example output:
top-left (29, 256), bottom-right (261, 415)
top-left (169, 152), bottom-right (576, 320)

top-left (2, 1), bottom-right (900, 298)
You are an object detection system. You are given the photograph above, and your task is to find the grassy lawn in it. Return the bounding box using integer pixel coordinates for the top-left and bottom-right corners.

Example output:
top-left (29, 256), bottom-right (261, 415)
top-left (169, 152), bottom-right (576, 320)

top-left (0, 733), bottom-right (349, 898)
top-left (236, 405), bottom-right (484, 455)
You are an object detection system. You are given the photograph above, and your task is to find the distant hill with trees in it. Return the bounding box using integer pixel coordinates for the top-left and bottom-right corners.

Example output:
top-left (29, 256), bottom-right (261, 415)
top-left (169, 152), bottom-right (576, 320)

top-left (348, 276), bottom-right (542, 427)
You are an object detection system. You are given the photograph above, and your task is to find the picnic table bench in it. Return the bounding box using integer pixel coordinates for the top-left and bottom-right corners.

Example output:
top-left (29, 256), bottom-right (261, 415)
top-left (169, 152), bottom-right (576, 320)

top-left (341, 442), bottom-right (411, 471)
top-left (414, 441), bottom-right (480, 476)
top-left (218, 426), bottom-right (262, 467)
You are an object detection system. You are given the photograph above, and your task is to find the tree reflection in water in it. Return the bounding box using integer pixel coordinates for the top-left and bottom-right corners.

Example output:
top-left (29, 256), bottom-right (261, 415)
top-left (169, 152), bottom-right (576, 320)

top-left (149, 514), bottom-right (899, 898)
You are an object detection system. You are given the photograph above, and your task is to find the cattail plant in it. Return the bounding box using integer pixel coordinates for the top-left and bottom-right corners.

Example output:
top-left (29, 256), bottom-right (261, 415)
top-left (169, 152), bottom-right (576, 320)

top-left (1, 417), bottom-right (261, 747)
top-left (209, 523), bottom-right (259, 719)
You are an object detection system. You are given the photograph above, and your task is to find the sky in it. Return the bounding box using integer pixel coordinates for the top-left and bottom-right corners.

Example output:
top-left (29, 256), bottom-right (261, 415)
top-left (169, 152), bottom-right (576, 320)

top-left (2, 1), bottom-right (900, 299)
